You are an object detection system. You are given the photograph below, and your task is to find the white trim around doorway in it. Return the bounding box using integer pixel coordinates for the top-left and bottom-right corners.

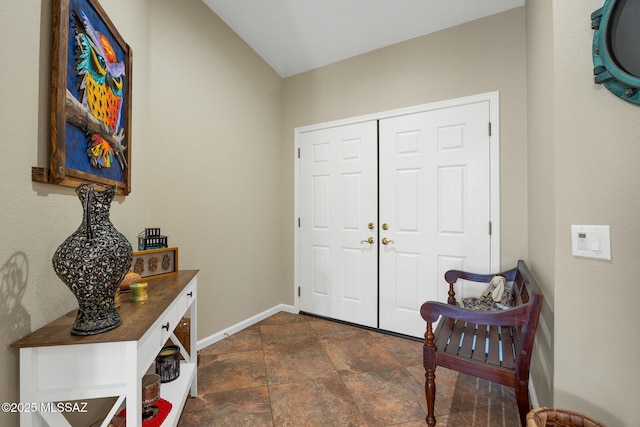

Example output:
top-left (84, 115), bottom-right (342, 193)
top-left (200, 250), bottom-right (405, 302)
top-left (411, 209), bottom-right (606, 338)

top-left (293, 91), bottom-right (501, 313)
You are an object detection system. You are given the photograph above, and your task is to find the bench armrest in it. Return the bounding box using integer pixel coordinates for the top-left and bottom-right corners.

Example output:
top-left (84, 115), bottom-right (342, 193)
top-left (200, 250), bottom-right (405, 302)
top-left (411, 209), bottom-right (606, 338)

top-left (420, 300), bottom-right (532, 327)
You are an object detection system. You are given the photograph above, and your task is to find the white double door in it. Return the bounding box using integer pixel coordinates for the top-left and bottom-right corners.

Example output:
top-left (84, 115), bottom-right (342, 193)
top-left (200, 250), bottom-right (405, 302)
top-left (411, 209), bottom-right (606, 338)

top-left (298, 99), bottom-right (494, 338)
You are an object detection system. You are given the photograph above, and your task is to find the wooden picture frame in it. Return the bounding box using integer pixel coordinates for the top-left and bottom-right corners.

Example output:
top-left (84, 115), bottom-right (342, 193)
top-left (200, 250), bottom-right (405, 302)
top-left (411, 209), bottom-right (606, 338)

top-left (132, 247), bottom-right (179, 281)
top-left (33, 0), bottom-right (133, 195)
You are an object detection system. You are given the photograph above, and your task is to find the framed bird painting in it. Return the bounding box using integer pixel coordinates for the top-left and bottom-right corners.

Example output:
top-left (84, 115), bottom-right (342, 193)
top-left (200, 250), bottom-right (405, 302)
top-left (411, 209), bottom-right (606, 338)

top-left (34, 0), bottom-right (132, 195)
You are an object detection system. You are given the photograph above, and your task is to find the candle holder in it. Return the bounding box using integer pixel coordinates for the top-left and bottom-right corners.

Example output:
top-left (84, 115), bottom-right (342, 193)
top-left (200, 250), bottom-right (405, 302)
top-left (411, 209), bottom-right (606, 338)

top-left (141, 374), bottom-right (160, 421)
top-left (156, 345), bottom-right (180, 383)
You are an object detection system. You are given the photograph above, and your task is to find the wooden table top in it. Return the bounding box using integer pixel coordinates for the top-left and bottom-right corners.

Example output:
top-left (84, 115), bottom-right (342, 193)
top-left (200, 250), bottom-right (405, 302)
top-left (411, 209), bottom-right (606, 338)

top-left (12, 270), bottom-right (198, 349)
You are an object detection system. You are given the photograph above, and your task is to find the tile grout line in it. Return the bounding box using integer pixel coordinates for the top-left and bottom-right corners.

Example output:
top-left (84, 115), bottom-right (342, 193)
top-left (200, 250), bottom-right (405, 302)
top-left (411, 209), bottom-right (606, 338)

top-left (180, 312), bottom-right (520, 426)
top-left (258, 321), bottom-right (277, 427)
top-left (310, 317), bottom-right (372, 427)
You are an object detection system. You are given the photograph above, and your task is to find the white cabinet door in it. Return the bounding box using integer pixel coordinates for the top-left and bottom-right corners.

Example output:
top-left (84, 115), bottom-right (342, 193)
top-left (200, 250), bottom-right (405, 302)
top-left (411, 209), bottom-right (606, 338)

top-left (378, 101), bottom-right (492, 337)
top-left (298, 121), bottom-right (378, 327)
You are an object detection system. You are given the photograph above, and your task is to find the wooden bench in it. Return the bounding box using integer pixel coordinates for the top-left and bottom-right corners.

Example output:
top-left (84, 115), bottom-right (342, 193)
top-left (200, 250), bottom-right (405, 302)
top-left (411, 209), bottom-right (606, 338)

top-left (420, 260), bottom-right (543, 426)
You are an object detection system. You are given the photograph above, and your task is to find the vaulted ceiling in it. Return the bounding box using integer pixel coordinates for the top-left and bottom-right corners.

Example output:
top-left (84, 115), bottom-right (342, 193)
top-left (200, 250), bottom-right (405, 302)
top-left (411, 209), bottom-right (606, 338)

top-left (202, 0), bottom-right (525, 77)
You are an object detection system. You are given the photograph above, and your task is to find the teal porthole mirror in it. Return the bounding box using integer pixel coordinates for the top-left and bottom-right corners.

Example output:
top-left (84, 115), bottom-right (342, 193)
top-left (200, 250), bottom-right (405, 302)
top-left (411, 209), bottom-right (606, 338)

top-left (591, 0), bottom-right (640, 104)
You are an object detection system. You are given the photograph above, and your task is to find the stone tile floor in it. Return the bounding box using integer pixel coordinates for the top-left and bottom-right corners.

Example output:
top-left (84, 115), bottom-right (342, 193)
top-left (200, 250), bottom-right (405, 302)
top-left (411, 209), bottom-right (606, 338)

top-left (178, 312), bottom-right (520, 426)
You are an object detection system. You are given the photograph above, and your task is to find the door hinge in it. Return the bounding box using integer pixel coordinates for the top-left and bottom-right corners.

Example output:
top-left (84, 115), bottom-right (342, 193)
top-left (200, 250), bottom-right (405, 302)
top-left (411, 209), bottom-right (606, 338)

top-left (298, 217), bottom-right (301, 227)
top-left (298, 286), bottom-right (301, 297)
top-left (489, 221), bottom-right (492, 236)
top-left (297, 148), bottom-right (300, 158)
top-left (488, 122), bottom-right (492, 137)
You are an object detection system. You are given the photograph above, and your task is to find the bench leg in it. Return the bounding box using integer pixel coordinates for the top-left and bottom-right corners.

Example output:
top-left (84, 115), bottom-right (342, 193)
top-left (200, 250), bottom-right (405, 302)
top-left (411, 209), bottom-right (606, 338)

top-left (515, 380), bottom-right (530, 427)
top-left (425, 366), bottom-right (436, 426)
top-left (424, 324), bottom-right (437, 426)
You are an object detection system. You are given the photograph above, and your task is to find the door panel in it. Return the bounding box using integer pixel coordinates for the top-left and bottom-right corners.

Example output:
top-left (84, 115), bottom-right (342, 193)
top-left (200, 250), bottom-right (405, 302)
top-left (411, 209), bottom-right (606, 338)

top-left (299, 121), bottom-right (378, 327)
top-left (297, 99), bottom-right (495, 338)
top-left (379, 101), bottom-right (492, 337)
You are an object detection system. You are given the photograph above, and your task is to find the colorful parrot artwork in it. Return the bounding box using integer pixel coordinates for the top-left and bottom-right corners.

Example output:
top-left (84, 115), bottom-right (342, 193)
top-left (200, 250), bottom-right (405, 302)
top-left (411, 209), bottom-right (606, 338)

top-left (72, 11), bottom-right (126, 170)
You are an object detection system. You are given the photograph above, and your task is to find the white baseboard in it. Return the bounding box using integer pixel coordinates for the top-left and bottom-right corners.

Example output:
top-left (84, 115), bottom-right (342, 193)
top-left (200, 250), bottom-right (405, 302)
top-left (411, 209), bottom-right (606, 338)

top-left (196, 304), bottom-right (296, 350)
top-left (529, 376), bottom-right (539, 408)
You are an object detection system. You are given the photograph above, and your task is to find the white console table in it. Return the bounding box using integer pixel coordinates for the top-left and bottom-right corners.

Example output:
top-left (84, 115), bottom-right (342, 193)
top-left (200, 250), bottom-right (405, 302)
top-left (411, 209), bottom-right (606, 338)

top-left (12, 270), bottom-right (198, 427)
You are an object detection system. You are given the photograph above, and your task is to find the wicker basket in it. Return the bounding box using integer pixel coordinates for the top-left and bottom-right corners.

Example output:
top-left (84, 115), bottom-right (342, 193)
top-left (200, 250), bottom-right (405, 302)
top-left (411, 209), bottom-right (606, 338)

top-left (527, 408), bottom-right (607, 427)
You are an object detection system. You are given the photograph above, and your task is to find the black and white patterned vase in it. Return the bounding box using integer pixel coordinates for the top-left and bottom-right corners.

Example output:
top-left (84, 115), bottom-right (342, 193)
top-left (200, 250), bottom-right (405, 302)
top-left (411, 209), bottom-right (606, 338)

top-left (52, 184), bottom-right (133, 335)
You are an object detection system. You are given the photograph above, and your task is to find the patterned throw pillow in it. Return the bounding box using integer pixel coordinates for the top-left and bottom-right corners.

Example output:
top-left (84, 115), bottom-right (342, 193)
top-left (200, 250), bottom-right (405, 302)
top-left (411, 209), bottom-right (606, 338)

top-left (459, 280), bottom-right (514, 311)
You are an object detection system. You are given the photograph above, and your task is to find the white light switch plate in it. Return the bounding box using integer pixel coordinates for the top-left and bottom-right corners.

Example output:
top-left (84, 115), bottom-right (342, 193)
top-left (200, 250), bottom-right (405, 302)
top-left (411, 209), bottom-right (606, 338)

top-left (571, 225), bottom-right (611, 260)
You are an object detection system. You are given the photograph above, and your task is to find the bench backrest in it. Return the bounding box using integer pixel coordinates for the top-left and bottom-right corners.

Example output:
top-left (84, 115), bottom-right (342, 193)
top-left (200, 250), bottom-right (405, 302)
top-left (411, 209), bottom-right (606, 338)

top-left (511, 260), bottom-right (543, 375)
top-left (440, 259), bottom-right (543, 372)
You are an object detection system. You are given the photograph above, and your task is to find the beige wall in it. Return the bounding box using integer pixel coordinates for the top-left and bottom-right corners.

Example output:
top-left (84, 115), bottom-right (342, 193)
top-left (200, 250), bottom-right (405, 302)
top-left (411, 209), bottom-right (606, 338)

top-left (0, 0), bottom-right (283, 425)
top-left (147, 0), bottom-right (284, 337)
top-left (548, 1), bottom-right (639, 425)
top-left (528, 0), bottom-right (640, 425)
top-left (526, 0), bottom-right (556, 409)
top-left (282, 9), bottom-right (529, 304)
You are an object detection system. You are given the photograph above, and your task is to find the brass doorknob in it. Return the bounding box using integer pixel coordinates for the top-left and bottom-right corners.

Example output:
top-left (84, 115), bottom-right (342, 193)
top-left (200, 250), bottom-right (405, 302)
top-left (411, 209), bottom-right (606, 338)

top-left (382, 223), bottom-right (389, 230)
top-left (360, 237), bottom-right (374, 244)
top-left (368, 222), bottom-right (375, 230)
top-left (381, 237), bottom-right (394, 245)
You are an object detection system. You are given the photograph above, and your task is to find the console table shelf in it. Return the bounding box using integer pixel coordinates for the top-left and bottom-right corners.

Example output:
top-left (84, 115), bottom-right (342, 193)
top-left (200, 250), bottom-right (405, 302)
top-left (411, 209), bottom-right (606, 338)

top-left (12, 270), bottom-right (199, 427)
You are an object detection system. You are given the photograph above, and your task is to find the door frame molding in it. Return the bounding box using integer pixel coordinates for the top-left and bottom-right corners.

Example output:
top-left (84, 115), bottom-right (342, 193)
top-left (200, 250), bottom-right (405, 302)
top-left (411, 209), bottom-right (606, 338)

top-left (294, 91), bottom-right (501, 313)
